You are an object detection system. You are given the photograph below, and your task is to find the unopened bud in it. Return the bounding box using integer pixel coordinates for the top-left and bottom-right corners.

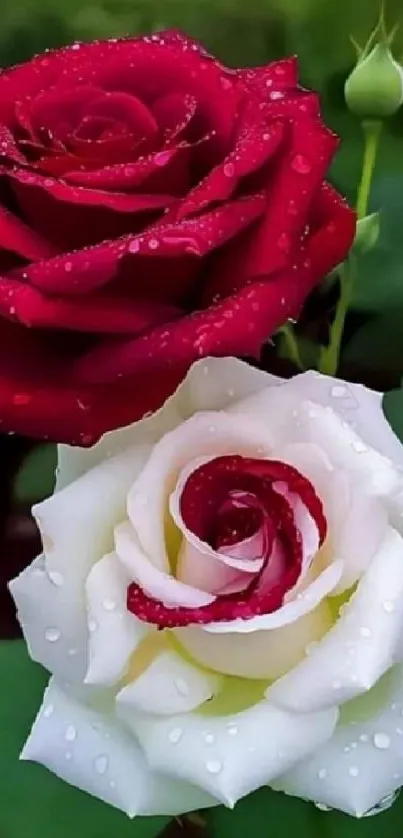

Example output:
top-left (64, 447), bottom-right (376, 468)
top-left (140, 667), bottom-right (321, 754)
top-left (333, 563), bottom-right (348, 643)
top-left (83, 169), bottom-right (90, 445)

top-left (345, 42), bottom-right (403, 119)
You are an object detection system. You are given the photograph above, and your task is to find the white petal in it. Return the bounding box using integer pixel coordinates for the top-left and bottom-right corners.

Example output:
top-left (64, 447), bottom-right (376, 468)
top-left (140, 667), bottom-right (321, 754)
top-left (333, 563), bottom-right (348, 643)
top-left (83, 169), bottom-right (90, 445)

top-left (176, 598), bottom-right (334, 680)
top-left (267, 527), bottom-right (403, 713)
top-left (22, 679), bottom-right (211, 816)
top-left (117, 649), bottom-right (221, 716)
top-left (57, 358), bottom-right (277, 490)
top-left (11, 448), bottom-right (147, 683)
top-left (115, 521), bottom-right (214, 608)
top-left (85, 553), bottom-right (149, 686)
top-left (203, 560), bottom-right (343, 634)
top-left (128, 411), bottom-right (274, 572)
top-left (275, 442), bottom-right (389, 592)
top-left (276, 664), bottom-right (403, 817)
top-left (124, 699), bottom-right (338, 806)
top-left (231, 384), bottom-right (402, 495)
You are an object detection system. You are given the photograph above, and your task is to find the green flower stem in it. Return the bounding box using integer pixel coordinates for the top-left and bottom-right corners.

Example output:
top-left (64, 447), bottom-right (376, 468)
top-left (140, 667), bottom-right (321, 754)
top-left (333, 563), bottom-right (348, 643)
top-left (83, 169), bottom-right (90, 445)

top-left (356, 120), bottom-right (382, 219)
top-left (278, 323), bottom-right (303, 370)
top-left (318, 120), bottom-right (382, 376)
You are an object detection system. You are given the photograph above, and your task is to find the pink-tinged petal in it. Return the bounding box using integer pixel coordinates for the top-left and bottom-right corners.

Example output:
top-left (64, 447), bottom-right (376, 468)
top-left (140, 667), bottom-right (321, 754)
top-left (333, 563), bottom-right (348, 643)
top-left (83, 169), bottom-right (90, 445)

top-left (175, 117), bottom-right (285, 220)
top-left (0, 206), bottom-right (56, 260)
top-left (0, 276), bottom-right (181, 333)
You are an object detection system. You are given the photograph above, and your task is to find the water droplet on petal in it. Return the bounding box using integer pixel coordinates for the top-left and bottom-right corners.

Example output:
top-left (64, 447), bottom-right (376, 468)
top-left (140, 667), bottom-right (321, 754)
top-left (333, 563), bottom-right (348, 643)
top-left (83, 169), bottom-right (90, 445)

top-left (204, 733), bottom-right (215, 745)
top-left (331, 385), bottom-right (347, 398)
top-left (315, 803), bottom-right (332, 812)
top-left (223, 162), bottom-right (235, 178)
top-left (168, 727), bottom-right (183, 744)
top-left (102, 599), bottom-right (117, 611)
top-left (43, 704), bottom-right (54, 718)
top-left (65, 725), bottom-right (77, 742)
top-left (65, 750), bottom-right (73, 760)
top-left (45, 627), bottom-right (61, 642)
top-left (94, 754), bottom-right (109, 774)
top-left (174, 678), bottom-right (189, 697)
top-left (269, 90), bottom-right (284, 100)
top-left (291, 154), bottom-right (311, 175)
top-left (49, 571), bottom-right (64, 587)
top-left (360, 626), bottom-right (371, 638)
top-left (318, 768), bottom-right (328, 780)
top-left (128, 240), bottom-right (140, 254)
top-left (206, 760), bottom-right (223, 774)
top-left (154, 151), bottom-right (171, 167)
top-left (353, 440), bottom-right (367, 453)
top-left (349, 766), bottom-right (359, 777)
top-left (149, 239), bottom-right (159, 250)
top-left (383, 600), bottom-right (395, 613)
top-left (363, 791), bottom-right (400, 817)
top-left (227, 725), bottom-right (238, 736)
top-left (359, 734), bottom-right (369, 742)
top-left (88, 618), bottom-right (98, 633)
top-left (373, 732), bottom-right (390, 750)
top-left (64, 262), bottom-right (73, 273)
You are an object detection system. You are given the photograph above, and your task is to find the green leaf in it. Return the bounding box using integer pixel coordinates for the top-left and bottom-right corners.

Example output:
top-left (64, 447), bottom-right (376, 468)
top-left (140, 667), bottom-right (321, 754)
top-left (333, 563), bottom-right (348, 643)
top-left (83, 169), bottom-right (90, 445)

top-left (13, 444), bottom-right (57, 504)
top-left (352, 177), bottom-right (403, 314)
top-left (383, 388), bottom-right (403, 443)
top-left (205, 786), bottom-right (403, 838)
top-left (343, 312), bottom-right (403, 379)
top-left (0, 640), bottom-right (170, 838)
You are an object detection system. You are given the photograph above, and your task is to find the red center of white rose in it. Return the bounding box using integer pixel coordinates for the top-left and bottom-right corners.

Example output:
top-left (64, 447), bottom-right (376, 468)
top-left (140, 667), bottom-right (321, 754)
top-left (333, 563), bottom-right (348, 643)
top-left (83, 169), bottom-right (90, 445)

top-left (127, 455), bottom-right (327, 628)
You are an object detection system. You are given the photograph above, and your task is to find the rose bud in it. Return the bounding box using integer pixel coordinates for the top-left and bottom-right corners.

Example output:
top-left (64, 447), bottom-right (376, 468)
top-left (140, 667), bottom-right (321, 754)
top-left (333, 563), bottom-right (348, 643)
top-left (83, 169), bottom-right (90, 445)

top-left (345, 41), bottom-right (403, 119)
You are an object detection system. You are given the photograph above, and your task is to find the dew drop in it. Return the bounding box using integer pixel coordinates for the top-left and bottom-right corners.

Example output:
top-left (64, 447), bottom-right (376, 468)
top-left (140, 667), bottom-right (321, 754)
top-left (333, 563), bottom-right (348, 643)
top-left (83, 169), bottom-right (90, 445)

top-left (318, 768), bottom-right (328, 780)
top-left (94, 754), bottom-right (109, 774)
top-left (315, 803), bottom-right (332, 812)
top-left (204, 733), bottom-right (215, 745)
top-left (359, 734), bottom-right (369, 742)
top-left (43, 704), bottom-right (54, 718)
top-left (223, 162), bottom-right (235, 178)
top-left (363, 791), bottom-right (400, 817)
top-left (128, 239), bottom-right (140, 254)
top-left (291, 154), bottom-right (311, 175)
top-left (168, 727), bottom-right (183, 744)
top-left (149, 239), bottom-right (159, 250)
top-left (175, 678), bottom-right (189, 697)
top-left (331, 385), bottom-right (347, 398)
top-left (154, 151), bottom-right (171, 167)
top-left (353, 440), bottom-right (367, 453)
top-left (206, 760), bottom-right (223, 774)
top-left (360, 626), bottom-right (371, 638)
top-left (64, 262), bottom-right (73, 272)
top-left (227, 725), bottom-right (238, 736)
top-left (65, 725), bottom-right (77, 742)
top-left (49, 571), bottom-right (64, 587)
top-left (65, 750), bottom-right (73, 760)
top-left (45, 627), bottom-right (61, 643)
top-left (349, 766), bottom-right (359, 777)
top-left (383, 600), bottom-right (395, 613)
top-left (102, 599), bottom-right (117, 612)
top-left (332, 679), bottom-right (342, 690)
top-left (88, 618), bottom-right (98, 633)
top-left (373, 732), bottom-right (390, 750)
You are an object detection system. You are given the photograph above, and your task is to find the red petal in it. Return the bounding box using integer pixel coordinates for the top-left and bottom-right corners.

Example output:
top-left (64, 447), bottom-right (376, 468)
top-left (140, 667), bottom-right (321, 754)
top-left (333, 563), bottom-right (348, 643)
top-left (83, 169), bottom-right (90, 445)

top-left (0, 206), bottom-right (56, 261)
top-left (0, 277), bottom-right (181, 332)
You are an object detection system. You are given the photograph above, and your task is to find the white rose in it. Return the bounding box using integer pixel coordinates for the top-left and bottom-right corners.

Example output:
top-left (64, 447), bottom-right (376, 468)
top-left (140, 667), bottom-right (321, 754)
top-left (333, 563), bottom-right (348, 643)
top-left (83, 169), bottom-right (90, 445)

top-left (11, 358), bottom-right (403, 819)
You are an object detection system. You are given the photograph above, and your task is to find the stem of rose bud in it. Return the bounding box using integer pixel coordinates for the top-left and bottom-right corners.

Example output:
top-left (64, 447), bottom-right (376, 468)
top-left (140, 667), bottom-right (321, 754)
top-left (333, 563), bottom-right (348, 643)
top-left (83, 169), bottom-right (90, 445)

top-left (278, 323), bottom-right (304, 370)
top-left (356, 120), bottom-right (382, 219)
top-left (318, 120), bottom-right (382, 376)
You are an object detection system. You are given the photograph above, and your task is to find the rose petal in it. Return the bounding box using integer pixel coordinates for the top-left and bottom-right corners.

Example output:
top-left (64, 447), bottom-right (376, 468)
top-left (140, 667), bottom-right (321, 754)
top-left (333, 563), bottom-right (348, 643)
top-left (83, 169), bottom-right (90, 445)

top-left (0, 205), bottom-right (56, 261)
top-left (22, 679), bottom-right (211, 816)
top-left (116, 647), bottom-right (221, 716)
top-left (123, 696), bottom-right (338, 805)
top-left (267, 527), bottom-right (403, 712)
top-left (114, 520), bottom-right (215, 608)
top-left (10, 446), bottom-right (150, 681)
top-left (85, 553), bottom-right (149, 686)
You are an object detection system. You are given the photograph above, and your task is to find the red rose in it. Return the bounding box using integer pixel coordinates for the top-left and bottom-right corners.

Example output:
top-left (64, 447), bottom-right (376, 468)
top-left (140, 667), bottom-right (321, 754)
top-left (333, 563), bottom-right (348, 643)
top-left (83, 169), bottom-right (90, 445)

top-left (0, 31), bottom-right (354, 444)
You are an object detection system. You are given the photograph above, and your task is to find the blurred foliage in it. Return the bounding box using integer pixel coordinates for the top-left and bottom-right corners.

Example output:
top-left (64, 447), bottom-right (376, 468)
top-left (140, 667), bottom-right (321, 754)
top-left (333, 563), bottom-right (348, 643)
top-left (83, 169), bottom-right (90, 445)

top-left (0, 0), bottom-right (402, 201)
